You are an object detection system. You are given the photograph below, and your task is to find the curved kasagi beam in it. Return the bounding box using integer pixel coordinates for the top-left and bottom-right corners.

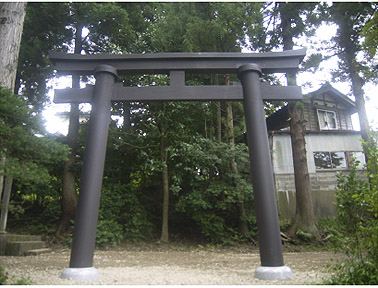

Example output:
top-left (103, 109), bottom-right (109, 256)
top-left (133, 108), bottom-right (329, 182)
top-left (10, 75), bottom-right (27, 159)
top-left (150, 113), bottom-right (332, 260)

top-left (49, 48), bottom-right (306, 75)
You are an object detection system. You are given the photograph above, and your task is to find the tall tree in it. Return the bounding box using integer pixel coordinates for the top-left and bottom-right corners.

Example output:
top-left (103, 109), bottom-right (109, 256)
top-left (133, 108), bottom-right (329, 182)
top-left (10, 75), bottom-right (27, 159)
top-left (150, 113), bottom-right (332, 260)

top-left (224, 76), bottom-right (249, 235)
top-left (18, 2), bottom-right (156, 237)
top-left (127, 97), bottom-right (203, 242)
top-left (151, 2), bottom-right (263, 240)
top-left (16, 3), bottom-right (72, 110)
top-left (328, 3), bottom-right (378, 150)
top-left (261, 2), bottom-right (324, 237)
top-left (280, 3), bottom-right (317, 236)
top-left (0, 88), bottom-right (70, 232)
top-left (57, 19), bottom-right (82, 238)
top-left (0, 3), bottom-right (68, 234)
top-left (0, 2), bottom-right (26, 90)
top-left (0, 2), bottom-right (27, 232)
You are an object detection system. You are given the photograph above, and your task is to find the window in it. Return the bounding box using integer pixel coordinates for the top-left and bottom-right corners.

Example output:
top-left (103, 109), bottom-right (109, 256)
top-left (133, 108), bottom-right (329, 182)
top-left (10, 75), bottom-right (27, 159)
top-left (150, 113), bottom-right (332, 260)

top-left (314, 151), bottom-right (347, 170)
top-left (317, 109), bottom-right (338, 130)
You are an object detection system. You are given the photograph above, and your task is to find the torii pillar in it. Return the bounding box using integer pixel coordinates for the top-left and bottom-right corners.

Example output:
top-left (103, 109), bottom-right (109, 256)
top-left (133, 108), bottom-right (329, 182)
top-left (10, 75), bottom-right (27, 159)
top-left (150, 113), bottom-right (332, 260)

top-left (62, 65), bottom-right (118, 281)
top-left (238, 64), bottom-right (291, 279)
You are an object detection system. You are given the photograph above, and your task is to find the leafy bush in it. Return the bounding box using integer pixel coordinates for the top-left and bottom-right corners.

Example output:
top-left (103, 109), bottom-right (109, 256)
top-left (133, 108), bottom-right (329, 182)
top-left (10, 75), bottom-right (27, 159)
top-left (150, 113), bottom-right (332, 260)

top-left (0, 266), bottom-right (8, 284)
top-left (0, 265), bottom-right (34, 285)
top-left (98, 182), bottom-right (153, 243)
top-left (0, 87), bottom-right (69, 184)
top-left (172, 136), bottom-right (256, 244)
top-left (96, 219), bottom-right (124, 247)
top-left (12, 276), bottom-right (34, 285)
top-left (324, 134), bottom-right (378, 284)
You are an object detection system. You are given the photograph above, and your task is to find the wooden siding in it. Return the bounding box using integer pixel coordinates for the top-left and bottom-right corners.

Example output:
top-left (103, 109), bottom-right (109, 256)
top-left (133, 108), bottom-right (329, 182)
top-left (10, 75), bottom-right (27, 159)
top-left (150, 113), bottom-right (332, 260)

top-left (302, 93), bottom-right (353, 131)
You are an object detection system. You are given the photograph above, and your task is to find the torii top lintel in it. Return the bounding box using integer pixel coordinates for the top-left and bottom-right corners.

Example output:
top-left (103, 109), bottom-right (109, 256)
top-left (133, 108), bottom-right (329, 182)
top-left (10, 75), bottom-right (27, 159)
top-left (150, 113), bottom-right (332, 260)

top-left (49, 48), bottom-right (306, 75)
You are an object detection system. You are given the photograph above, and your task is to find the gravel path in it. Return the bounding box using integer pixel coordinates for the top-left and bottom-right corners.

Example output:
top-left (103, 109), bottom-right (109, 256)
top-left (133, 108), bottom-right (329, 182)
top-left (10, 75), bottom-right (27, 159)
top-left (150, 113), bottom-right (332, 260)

top-left (0, 246), bottom-right (334, 285)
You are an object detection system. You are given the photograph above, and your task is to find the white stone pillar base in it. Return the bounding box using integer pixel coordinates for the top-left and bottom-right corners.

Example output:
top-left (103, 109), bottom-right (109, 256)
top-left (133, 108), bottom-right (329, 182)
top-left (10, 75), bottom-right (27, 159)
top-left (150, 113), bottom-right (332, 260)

top-left (255, 265), bottom-right (292, 280)
top-left (61, 267), bottom-right (99, 281)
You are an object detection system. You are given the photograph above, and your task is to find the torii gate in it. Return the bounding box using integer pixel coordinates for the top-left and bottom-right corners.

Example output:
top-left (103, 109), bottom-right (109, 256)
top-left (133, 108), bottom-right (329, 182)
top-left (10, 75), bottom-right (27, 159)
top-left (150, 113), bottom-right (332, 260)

top-left (49, 49), bottom-right (306, 281)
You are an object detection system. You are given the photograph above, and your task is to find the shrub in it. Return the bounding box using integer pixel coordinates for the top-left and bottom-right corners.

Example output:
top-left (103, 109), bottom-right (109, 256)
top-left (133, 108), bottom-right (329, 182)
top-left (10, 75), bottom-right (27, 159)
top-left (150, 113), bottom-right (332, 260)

top-left (324, 134), bottom-right (378, 284)
top-left (96, 219), bottom-right (124, 248)
top-left (0, 266), bottom-right (8, 284)
top-left (13, 276), bottom-right (34, 285)
top-left (0, 266), bottom-right (34, 285)
top-left (172, 137), bottom-right (256, 244)
top-left (99, 182), bottom-right (153, 242)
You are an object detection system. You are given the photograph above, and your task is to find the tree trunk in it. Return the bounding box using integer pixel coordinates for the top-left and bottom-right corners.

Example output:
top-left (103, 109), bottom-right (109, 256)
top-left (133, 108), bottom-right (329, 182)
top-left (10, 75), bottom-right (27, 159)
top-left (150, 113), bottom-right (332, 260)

top-left (0, 2), bottom-right (26, 234)
top-left (160, 132), bottom-right (169, 242)
top-left (344, 48), bottom-right (371, 163)
top-left (352, 74), bottom-right (370, 164)
top-left (332, 2), bottom-right (371, 163)
top-left (122, 101), bottom-right (131, 129)
top-left (224, 76), bottom-right (249, 235)
top-left (353, 82), bottom-right (369, 143)
top-left (216, 102), bottom-right (222, 142)
top-left (0, 177), bottom-right (13, 232)
top-left (288, 101), bottom-right (317, 235)
top-left (56, 24), bottom-right (83, 238)
top-left (0, 156), bottom-right (5, 201)
top-left (56, 101), bottom-right (79, 237)
top-left (226, 101), bottom-right (249, 235)
top-left (279, 2), bottom-right (318, 237)
top-left (0, 2), bottom-right (26, 89)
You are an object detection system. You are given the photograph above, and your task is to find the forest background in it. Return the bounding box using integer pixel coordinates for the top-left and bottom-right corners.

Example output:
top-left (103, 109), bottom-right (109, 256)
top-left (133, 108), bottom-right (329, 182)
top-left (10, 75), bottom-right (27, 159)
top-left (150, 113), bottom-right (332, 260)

top-left (1, 2), bottom-right (378, 248)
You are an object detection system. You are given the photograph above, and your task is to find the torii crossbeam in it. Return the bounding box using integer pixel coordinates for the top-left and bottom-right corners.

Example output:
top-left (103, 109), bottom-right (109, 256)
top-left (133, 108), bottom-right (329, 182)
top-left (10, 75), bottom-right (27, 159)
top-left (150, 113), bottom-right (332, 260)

top-left (49, 49), bottom-right (306, 282)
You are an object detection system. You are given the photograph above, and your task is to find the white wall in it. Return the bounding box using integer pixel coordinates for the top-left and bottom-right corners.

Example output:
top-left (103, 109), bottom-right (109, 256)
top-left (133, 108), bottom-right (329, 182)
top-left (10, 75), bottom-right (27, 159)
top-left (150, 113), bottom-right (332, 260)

top-left (270, 132), bottom-right (363, 174)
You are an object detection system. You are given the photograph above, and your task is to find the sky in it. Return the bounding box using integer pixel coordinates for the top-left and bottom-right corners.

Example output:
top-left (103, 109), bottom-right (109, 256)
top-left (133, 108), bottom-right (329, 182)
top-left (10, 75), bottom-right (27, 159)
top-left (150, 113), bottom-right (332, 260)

top-left (42, 23), bottom-right (378, 135)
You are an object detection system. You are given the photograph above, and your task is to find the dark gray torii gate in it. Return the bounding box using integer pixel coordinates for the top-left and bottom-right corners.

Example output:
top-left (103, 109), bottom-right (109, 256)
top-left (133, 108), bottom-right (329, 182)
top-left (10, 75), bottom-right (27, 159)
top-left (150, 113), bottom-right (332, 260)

top-left (49, 49), bottom-right (306, 281)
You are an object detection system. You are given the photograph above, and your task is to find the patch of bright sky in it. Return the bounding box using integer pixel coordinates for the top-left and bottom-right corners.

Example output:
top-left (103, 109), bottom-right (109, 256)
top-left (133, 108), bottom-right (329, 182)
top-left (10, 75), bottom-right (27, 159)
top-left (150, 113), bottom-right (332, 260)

top-left (44, 76), bottom-right (71, 135)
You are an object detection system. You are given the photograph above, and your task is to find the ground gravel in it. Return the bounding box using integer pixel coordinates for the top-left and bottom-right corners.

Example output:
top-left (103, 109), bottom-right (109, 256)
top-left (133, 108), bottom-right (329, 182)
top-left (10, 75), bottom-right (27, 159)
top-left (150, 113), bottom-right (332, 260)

top-left (0, 245), bottom-right (335, 285)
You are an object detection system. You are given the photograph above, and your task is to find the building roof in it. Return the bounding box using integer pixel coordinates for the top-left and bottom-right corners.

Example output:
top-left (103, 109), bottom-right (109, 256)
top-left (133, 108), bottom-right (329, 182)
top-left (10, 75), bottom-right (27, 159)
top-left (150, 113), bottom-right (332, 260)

top-left (266, 83), bottom-right (357, 131)
top-left (306, 83), bottom-right (356, 110)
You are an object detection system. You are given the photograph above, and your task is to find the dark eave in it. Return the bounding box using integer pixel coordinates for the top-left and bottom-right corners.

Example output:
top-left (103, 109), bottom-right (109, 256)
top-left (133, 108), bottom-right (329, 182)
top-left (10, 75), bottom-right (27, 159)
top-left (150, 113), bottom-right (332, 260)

top-left (266, 83), bottom-right (357, 131)
top-left (48, 48), bottom-right (306, 75)
top-left (308, 83), bottom-right (356, 110)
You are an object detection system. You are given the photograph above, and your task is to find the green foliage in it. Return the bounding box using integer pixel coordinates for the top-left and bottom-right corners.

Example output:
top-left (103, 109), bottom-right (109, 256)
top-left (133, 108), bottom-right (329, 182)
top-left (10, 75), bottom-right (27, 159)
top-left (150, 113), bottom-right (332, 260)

top-left (0, 266), bottom-right (7, 284)
top-left (324, 133), bottom-right (378, 284)
top-left (0, 266), bottom-right (34, 285)
top-left (0, 87), bottom-right (69, 184)
top-left (328, 2), bottom-right (378, 84)
top-left (316, 218), bottom-right (339, 243)
top-left (17, 2), bottom-right (72, 111)
top-left (152, 2), bottom-right (263, 53)
top-left (17, 2), bottom-right (155, 111)
top-left (295, 229), bottom-right (313, 242)
top-left (301, 53), bottom-right (324, 73)
top-left (98, 181), bottom-right (153, 243)
top-left (173, 136), bottom-right (255, 244)
top-left (0, 87), bottom-right (68, 235)
top-left (96, 219), bottom-right (124, 248)
top-left (361, 11), bottom-right (378, 58)
top-left (7, 175), bottom-right (64, 236)
top-left (262, 2), bottom-right (324, 50)
top-left (12, 276), bottom-right (34, 285)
